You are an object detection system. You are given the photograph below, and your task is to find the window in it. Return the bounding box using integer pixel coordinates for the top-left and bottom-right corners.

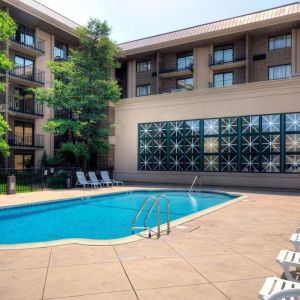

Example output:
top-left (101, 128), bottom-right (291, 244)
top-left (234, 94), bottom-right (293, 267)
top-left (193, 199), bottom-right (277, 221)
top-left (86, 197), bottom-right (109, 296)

top-left (269, 34), bottom-right (291, 50)
top-left (14, 121), bottom-right (34, 146)
top-left (14, 154), bottom-right (34, 170)
top-left (136, 85), bottom-right (151, 97)
top-left (14, 56), bottom-right (34, 79)
top-left (268, 65), bottom-right (291, 80)
top-left (137, 60), bottom-right (150, 73)
top-left (213, 45), bottom-right (233, 64)
top-left (54, 41), bottom-right (69, 60)
top-left (177, 54), bottom-right (193, 70)
top-left (213, 72), bottom-right (233, 87)
top-left (176, 78), bottom-right (193, 89)
top-left (15, 23), bottom-right (35, 47)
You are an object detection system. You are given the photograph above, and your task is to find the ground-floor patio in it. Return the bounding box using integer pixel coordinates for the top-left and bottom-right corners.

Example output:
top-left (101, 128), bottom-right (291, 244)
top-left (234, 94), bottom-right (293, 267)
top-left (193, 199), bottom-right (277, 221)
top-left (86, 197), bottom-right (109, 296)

top-left (0, 186), bottom-right (299, 300)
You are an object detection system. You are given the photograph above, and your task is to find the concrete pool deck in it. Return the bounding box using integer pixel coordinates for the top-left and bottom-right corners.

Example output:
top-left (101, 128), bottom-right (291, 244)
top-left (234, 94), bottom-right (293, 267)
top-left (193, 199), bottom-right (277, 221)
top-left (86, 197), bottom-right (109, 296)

top-left (0, 185), bottom-right (299, 299)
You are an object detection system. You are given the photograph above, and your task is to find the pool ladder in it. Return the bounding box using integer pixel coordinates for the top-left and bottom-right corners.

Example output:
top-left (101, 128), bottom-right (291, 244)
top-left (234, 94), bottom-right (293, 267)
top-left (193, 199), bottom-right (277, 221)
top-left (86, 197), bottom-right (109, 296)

top-left (131, 195), bottom-right (170, 239)
top-left (188, 175), bottom-right (202, 194)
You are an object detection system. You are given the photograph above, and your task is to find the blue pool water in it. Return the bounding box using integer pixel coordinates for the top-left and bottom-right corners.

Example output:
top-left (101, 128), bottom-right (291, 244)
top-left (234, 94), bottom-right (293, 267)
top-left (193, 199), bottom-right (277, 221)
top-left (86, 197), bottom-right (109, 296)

top-left (0, 190), bottom-right (237, 244)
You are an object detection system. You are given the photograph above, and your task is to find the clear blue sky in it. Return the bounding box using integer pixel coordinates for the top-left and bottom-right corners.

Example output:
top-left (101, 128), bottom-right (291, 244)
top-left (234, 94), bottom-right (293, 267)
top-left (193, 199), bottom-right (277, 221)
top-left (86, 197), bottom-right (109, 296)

top-left (38, 0), bottom-right (296, 43)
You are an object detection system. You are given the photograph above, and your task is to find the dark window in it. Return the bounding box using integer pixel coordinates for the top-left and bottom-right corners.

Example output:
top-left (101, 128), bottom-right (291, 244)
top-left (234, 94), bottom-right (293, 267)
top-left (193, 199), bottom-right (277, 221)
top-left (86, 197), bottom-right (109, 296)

top-left (137, 60), bottom-right (150, 72)
top-left (177, 54), bottom-right (193, 70)
top-left (54, 41), bottom-right (69, 60)
top-left (213, 44), bottom-right (233, 64)
top-left (136, 85), bottom-right (151, 97)
top-left (14, 56), bottom-right (34, 80)
top-left (15, 23), bottom-right (35, 47)
top-left (213, 72), bottom-right (233, 87)
top-left (269, 34), bottom-right (291, 50)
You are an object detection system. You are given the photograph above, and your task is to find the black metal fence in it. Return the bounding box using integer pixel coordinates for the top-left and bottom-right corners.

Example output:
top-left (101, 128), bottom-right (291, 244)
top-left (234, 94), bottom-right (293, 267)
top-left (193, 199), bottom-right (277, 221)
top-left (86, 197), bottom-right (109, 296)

top-left (0, 167), bottom-right (114, 194)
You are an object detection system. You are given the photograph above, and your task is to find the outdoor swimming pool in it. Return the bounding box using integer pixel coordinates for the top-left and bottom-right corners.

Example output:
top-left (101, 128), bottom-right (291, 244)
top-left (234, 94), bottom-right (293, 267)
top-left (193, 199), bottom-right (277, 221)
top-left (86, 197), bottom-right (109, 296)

top-left (0, 190), bottom-right (238, 245)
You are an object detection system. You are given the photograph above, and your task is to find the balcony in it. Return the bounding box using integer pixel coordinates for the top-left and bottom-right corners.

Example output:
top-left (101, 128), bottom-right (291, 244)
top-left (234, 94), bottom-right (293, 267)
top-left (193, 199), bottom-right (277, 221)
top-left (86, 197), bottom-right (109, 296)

top-left (8, 133), bottom-right (44, 149)
top-left (8, 96), bottom-right (44, 117)
top-left (159, 64), bottom-right (193, 78)
top-left (10, 36), bottom-right (45, 56)
top-left (6, 66), bottom-right (45, 86)
top-left (209, 78), bottom-right (246, 88)
top-left (209, 55), bottom-right (246, 71)
top-left (54, 56), bottom-right (70, 62)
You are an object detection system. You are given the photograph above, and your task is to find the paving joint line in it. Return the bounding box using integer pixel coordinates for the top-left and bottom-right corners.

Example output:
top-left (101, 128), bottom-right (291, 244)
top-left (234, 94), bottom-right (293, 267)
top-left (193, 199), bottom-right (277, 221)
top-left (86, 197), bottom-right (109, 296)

top-left (42, 247), bottom-right (52, 300)
top-left (161, 239), bottom-right (231, 300)
top-left (113, 245), bottom-right (140, 300)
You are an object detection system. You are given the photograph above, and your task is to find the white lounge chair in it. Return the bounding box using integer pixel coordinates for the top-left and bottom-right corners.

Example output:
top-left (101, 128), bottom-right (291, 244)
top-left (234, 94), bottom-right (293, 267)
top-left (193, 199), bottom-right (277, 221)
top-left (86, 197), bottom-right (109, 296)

top-left (100, 171), bottom-right (123, 186)
top-left (88, 172), bottom-right (103, 187)
top-left (277, 250), bottom-right (300, 282)
top-left (259, 277), bottom-right (300, 299)
top-left (291, 233), bottom-right (300, 252)
top-left (75, 171), bottom-right (98, 188)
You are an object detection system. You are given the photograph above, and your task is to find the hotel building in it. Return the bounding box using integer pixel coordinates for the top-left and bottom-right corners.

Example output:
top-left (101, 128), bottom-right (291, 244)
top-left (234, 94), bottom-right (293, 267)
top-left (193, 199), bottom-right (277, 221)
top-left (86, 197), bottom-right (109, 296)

top-left (115, 2), bottom-right (300, 189)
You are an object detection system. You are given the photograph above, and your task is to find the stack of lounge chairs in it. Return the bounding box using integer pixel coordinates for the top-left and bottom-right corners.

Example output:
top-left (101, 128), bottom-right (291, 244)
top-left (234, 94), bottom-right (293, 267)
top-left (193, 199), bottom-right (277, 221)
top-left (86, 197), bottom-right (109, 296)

top-left (75, 171), bottom-right (124, 188)
top-left (258, 226), bottom-right (300, 299)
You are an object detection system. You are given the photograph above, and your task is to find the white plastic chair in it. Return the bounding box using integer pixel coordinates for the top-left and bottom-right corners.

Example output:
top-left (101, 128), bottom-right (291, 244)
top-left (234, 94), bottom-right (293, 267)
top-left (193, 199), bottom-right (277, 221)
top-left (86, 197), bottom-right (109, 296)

top-left (88, 172), bottom-right (103, 187)
top-left (259, 277), bottom-right (300, 299)
top-left (291, 233), bottom-right (300, 252)
top-left (75, 171), bottom-right (97, 188)
top-left (277, 250), bottom-right (300, 282)
top-left (100, 171), bottom-right (123, 186)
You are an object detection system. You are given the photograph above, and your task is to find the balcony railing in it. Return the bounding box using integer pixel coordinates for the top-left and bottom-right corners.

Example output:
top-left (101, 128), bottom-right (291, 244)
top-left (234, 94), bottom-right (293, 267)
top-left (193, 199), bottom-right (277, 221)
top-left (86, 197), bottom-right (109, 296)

top-left (8, 133), bottom-right (44, 148)
top-left (10, 36), bottom-right (45, 53)
top-left (8, 66), bottom-right (45, 85)
top-left (159, 86), bottom-right (194, 94)
top-left (8, 96), bottom-right (44, 116)
top-left (159, 64), bottom-right (193, 75)
top-left (209, 55), bottom-right (246, 66)
top-left (54, 56), bottom-right (70, 62)
top-left (209, 78), bottom-right (246, 88)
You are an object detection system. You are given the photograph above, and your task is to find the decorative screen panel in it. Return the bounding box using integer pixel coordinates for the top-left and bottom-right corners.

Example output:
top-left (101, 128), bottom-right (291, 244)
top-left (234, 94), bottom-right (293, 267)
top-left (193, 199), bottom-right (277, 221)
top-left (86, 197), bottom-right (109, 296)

top-left (138, 112), bottom-right (300, 173)
top-left (285, 113), bottom-right (300, 173)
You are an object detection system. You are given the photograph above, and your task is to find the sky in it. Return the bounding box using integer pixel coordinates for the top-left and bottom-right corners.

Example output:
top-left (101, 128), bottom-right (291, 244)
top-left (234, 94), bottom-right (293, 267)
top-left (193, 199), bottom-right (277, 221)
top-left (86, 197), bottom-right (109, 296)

top-left (37, 0), bottom-right (296, 43)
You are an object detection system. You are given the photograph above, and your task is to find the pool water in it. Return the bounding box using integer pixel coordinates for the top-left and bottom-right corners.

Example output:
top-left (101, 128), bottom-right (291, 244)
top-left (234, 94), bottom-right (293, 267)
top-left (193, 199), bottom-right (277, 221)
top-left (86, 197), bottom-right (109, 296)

top-left (0, 190), bottom-right (237, 244)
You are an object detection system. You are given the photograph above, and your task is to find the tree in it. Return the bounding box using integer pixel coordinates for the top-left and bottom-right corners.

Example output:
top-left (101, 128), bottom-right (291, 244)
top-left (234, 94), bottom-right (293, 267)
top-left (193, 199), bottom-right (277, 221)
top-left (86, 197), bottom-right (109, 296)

top-left (0, 11), bottom-right (15, 158)
top-left (0, 11), bottom-right (16, 92)
top-left (33, 18), bottom-right (121, 167)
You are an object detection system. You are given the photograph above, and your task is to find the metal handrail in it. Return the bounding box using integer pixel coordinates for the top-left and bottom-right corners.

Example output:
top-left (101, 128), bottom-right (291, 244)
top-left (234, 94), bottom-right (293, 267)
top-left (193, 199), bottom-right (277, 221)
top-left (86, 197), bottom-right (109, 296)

top-left (131, 194), bottom-right (170, 238)
top-left (189, 175), bottom-right (201, 194)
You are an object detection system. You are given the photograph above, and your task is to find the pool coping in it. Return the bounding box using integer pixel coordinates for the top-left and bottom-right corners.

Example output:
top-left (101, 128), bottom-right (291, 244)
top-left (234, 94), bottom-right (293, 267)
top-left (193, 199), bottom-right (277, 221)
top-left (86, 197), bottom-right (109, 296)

top-left (0, 188), bottom-right (247, 250)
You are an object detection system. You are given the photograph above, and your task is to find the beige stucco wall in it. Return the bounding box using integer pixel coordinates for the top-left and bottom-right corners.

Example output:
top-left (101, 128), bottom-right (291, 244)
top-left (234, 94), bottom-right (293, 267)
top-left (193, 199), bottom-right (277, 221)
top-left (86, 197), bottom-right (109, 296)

top-left (115, 78), bottom-right (300, 189)
top-left (35, 28), bottom-right (54, 166)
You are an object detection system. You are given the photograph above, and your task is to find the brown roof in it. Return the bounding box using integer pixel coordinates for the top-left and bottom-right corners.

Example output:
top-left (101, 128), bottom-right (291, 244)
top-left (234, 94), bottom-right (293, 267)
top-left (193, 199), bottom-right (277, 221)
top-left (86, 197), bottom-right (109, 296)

top-left (3, 0), bottom-right (80, 30)
top-left (119, 2), bottom-right (300, 52)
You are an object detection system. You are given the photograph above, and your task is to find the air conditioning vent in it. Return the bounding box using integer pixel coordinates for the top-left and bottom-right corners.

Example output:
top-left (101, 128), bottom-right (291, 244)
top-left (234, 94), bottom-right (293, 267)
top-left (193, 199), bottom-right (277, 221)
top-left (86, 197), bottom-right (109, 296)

top-left (253, 54), bottom-right (266, 61)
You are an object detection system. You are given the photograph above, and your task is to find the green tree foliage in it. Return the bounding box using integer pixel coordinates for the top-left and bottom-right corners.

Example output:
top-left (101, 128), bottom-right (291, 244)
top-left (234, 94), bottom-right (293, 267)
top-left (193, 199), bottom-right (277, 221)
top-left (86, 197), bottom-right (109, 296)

top-left (33, 18), bottom-right (121, 167)
top-left (0, 11), bottom-right (15, 158)
top-left (0, 115), bottom-right (9, 157)
top-left (0, 11), bottom-right (16, 92)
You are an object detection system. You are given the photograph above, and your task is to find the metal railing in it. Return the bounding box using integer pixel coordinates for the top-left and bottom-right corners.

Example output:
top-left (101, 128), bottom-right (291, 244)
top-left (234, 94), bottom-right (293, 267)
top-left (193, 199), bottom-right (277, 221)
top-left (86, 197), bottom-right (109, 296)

top-left (8, 96), bottom-right (44, 116)
top-left (10, 36), bottom-right (45, 53)
top-left (7, 133), bottom-right (44, 148)
top-left (209, 78), bottom-right (246, 88)
top-left (0, 168), bottom-right (45, 194)
top-left (209, 54), bottom-right (246, 66)
top-left (159, 64), bottom-right (193, 75)
top-left (131, 195), bottom-right (170, 238)
top-left (159, 87), bottom-right (194, 94)
top-left (189, 175), bottom-right (202, 193)
top-left (8, 66), bottom-right (45, 85)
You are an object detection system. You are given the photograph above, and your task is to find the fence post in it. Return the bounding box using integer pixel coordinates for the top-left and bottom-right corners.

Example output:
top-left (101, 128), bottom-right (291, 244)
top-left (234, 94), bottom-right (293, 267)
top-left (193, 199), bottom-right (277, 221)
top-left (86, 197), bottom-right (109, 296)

top-left (7, 175), bottom-right (16, 194)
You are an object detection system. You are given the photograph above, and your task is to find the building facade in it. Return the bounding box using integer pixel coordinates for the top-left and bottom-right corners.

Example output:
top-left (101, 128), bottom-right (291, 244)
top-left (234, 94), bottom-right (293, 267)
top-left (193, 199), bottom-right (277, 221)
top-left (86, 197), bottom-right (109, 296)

top-left (0, 0), bottom-right (79, 169)
top-left (115, 3), bottom-right (300, 189)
